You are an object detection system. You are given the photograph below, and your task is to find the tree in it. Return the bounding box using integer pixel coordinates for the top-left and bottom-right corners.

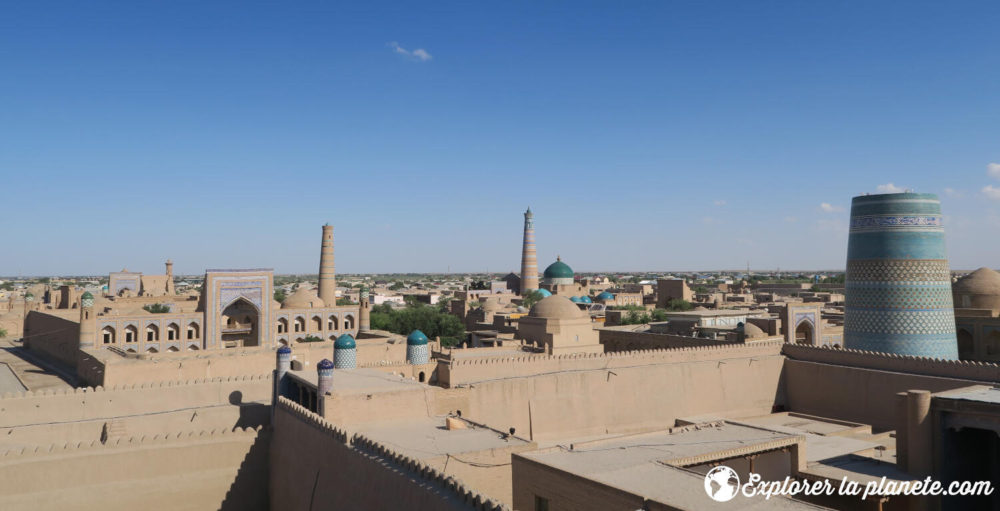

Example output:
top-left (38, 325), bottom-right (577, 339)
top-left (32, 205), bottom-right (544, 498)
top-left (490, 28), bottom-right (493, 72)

top-left (666, 299), bottom-right (693, 312)
top-left (369, 302), bottom-right (465, 341)
top-left (650, 309), bottom-right (669, 322)
top-left (388, 282), bottom-right (406, 291)
top-left (521, 290), bottom-right (546, 309)
top-left (336, 297), bottom-right (355, 306)
top-left (0, 328), bottom-right (6, 338)
top-left (302, 335), bottom-right (323, 343)
top-left (143, 303), bottom-right (171, 313)
top-left (274, 289), bottom-right (287, 303)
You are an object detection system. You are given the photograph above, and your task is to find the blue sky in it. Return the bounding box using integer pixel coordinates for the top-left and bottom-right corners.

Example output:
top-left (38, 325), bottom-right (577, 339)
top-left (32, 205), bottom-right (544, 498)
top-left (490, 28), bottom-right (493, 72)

top-left (2, 1), bottom-right (999, 275)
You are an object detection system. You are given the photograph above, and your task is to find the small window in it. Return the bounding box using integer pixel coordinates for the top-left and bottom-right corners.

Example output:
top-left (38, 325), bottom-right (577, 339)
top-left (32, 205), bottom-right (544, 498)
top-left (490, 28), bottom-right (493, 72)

top-left (534, 496), bottom-right (549, 511)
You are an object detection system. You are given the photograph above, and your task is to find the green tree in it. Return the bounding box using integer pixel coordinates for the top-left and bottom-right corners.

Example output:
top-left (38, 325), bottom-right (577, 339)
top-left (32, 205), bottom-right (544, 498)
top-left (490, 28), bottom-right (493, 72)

top-left (369, 302), bottom-right (465, 341)
top-left (336, 297), bottom-right (355, 306)
top-left (666, 299), bottom-right (693, 312)
top-left (389, 282), bottom-right (406, 291)
top-left (274, 289), bottom-right (287, 303)
top-left (0, 328), bottom-right (7, 338)
top-left (521, 290), bottom-right (546, 309)
top-left (143, 303), bottom-right (171, 313)
top-left (302, 335), bottom-right (324, 343)
top-left (650, 309), bottom-right (669, 322)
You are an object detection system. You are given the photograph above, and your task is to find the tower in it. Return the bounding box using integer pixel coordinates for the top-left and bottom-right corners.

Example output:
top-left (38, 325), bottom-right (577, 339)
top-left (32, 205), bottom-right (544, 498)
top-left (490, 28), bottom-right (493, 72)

top-left (520, 208), bottom-right (539, 296)
top-left (406, 330), bottom-right (429, 365)
top-left (334, 334), bottom-right (357, 369)
top-left (358, 285), bottom-right (371, 333)
top-left (78, 291), bottom-right (95, 349)
top-left (165, 259), bottom-right (175, 295)
top-left (843, 192), bottom-right (958, 359)
top-left (318, 224), bottom-right (336, 304)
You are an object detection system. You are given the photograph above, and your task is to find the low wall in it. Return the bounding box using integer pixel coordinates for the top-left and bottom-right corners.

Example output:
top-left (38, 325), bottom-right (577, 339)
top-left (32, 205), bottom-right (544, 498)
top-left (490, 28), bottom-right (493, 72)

top-left (0, 427), bottom-right (269, 511)
top-left (270, 398), bottom-right (508, 511)
top-left (598, 328), bottom-right (741, 352)
top-left (0, 375), bottom-right (272, 449)
top-left (23, 310), bottom-right (80, 367)
top-left (85, 339), bottom-right (407, 387)
top-left (781, 344), bottom-right (1000, 383)
top-left (441, 341), bottom-right (784, 387)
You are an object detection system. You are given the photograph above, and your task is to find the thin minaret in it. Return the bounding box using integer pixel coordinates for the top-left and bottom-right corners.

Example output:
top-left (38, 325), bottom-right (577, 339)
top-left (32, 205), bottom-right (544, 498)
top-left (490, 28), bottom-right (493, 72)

top-left (318, 224), bottom-right (336, 304)
top-left (520, 208), bottom-right (539, 296)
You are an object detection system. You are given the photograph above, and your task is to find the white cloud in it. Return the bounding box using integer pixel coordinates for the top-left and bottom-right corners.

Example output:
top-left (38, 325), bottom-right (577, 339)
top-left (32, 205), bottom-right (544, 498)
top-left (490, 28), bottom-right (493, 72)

top-left (988, 163), bottom-right (1000, 179)
top-left (982, 185), bottom-right (1000, 201)
top-left (819, 203), bottom-right (843, 213)
top-left (713, 200), bottom-right (726, 207)
top-left (943, 187), bottom-right (963, 198)
top-left (876, 183), bottom-right (905, 193)
top-left (388, 42), bottom-right (432, 62)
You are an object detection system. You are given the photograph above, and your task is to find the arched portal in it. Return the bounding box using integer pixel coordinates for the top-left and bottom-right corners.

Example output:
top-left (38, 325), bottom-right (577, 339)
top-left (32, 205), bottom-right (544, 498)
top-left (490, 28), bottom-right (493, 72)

top-left (957, 328), bottom-right (974, 359)
top-left (221, 298), bottom-right (260, 348)
top-left (795, 320), bottom-right (814, 345)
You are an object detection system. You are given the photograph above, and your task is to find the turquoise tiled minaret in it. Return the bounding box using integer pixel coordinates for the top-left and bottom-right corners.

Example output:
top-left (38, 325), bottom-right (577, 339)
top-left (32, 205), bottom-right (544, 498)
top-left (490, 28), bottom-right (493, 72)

top-left (843, 192), bottom-right (958, 359)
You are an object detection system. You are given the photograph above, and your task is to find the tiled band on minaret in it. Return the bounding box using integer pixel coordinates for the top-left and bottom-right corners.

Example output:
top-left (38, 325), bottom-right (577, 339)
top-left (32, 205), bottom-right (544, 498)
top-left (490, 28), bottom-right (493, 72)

top-left (843, 192), bottom-right (958, 359)
top-left (520, 208), bottom-right (539, 296)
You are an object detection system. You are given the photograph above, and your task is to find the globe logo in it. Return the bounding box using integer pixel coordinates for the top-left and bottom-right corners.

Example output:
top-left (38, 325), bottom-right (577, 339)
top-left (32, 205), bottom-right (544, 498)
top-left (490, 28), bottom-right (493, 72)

top-left (704, 466), bottom-right (740, 502)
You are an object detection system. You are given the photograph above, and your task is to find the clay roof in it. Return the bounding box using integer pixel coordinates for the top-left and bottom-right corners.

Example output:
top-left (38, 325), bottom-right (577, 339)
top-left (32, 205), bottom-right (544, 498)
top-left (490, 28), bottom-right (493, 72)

top-left (529, 295), bottom-right (585, 320)
top-left (282, 287), bottom-right (325, 309)
top-left (953, 267), bottom-right (1000, 297)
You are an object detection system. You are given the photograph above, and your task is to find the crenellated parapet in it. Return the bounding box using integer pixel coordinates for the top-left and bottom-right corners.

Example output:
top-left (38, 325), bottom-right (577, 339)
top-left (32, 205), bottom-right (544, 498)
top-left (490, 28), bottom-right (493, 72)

top-left (0, 373), bottom-right (273, 400)
top-left (781, 343), bottom-right (1000, 383)
top-left (0, 425), bottom-right (265, 460)
top-left (275, 396), bottom-right (349, 443)
top-left (351, 432), bottom-right (510, 511)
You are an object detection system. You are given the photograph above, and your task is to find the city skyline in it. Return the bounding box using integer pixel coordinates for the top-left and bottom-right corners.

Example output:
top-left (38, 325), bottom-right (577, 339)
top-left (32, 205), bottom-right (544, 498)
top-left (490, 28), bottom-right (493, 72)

top-left (3, 1), bottom-right (1000, 274)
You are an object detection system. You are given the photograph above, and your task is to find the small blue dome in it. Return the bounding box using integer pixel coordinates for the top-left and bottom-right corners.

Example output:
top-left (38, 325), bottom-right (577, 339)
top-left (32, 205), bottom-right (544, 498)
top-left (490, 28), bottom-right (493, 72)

top-left (317, 359), bottom-right (335, 370)
top-left (335, 334), bottom-right (356, 349)
top-left (407, 330), bottom-right (429, 346)
top-left (535, 289), bottom-right (552, 298)
top-left (597, 291), bottom-right (614, 301)
top-left (569, 296), bottom-right (582, 303)
top-left (277, 346), bottom-right (292, 355)
top-left (579, 296), bottom-right (593, 304)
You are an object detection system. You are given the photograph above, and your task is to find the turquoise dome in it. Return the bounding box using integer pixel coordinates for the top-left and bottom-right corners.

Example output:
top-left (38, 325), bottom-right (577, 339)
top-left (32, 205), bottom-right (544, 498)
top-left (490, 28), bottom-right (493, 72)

top-left (535, 289), bottom-right (552, 298)
top-left (407, 330), bottom-right (429, 346)
top-left (579, 296), bottom-right (593, 304)
top-left (543, 257), bottom-right (574, 280)
top-left (335, 334), bottom-right (356, 349)
top-left (569, 296), bottom-right (582, 303)
top-left (80, 291), bottom-right (94, 300)
top-left (597, 291), bottom-right (614, 301)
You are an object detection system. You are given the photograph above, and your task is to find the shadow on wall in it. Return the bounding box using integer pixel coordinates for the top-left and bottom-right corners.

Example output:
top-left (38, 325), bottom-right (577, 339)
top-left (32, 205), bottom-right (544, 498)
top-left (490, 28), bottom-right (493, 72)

top-left (220, 429), bottom-right (271, 511)
top-left (1, 346), bottom-right (79, 387)
top-left (229, 390), bottom-right (272, 430)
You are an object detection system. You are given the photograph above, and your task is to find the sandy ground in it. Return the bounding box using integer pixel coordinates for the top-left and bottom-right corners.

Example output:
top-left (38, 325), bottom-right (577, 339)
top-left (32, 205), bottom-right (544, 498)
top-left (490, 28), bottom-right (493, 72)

top-left (0, 339), bottom-right (77, 393)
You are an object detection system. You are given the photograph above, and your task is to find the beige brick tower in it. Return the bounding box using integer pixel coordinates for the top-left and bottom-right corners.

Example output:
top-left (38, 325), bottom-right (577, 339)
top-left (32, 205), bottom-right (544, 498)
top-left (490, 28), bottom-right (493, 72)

top-left (520, 208), bottom-right (539, 296)
top-left (318, 224), bottom-right (336, 304)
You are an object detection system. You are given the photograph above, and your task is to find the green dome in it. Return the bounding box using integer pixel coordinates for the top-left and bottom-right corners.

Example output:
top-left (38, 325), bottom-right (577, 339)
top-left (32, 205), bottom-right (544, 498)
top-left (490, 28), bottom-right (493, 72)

top-left (81, 291), bottom-right (94, 300)
top-left (335, 334), bottom-right (356, 349)
top-left (407, 330), bottom-right (429, 346)
top-left (543, 257), bottom-right (574, 280)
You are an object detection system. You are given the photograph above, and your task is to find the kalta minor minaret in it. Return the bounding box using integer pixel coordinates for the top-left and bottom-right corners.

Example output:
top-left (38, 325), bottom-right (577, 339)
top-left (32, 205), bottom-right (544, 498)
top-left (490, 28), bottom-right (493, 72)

top-left (520, 208), bottom-right (539, 296)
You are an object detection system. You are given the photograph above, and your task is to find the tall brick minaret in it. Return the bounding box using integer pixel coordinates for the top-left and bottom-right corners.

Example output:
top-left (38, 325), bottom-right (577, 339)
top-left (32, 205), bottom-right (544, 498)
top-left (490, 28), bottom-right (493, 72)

top-left (520, 208), bottom-right (539, 296)
top-left (318, 224), bottom-right (336, 304)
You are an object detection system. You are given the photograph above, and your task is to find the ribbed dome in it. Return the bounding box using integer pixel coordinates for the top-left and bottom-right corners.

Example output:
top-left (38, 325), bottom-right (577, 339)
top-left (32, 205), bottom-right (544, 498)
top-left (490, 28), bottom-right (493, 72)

top-left (282, 287), bottom-right (325, 309)
top-left (543, 257), bottom-right (574, 280)
top-left (407, 330), bottom-right (429, 346)
top-left (596, 291), bottom-right (615, 301)
top-left (529, 295), bottom-right (585, 319)
top-left (953, 267), bottom-right (1000, 310)
top-left (335, 334), bottom-right (356, 349)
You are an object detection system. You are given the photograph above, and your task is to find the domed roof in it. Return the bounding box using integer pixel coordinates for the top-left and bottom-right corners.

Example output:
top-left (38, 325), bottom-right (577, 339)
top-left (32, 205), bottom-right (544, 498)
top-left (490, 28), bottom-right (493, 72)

top-left (529, 295), bottom-right (586, 320)
top-left (535, 289), bottom-right (552, 298)
top-left (569, 296), bottom-right (582, 303)
top-left (743, 323), bottom-right (766, 338)
top-left (596, 291), bottom-right (615, 301)
top-left (481, 298), bottom-right (502, 312)
top-left (543, 256), bottom-right (574, 280)
top-left (317, 359), bottom-right (335, 370)
top-left (407, 330), bottom-right (429, 345)
top-left (277, 346), bottom-right (292, 355)
top-left (80, 291), bottom-right (94, 300)
top-left (335, 334), bottom-right (356, 349)
top-left (282, 287), bottom-right (325, 309)
top-left (579, 296), bottom-right (593, 304)
top-left (953, 267), bottom-right (1000, 310)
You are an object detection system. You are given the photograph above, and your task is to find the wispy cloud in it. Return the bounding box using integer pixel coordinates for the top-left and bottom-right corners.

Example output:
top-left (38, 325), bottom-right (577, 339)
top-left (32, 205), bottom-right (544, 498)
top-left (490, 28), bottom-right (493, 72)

top-left (713, 199), bottom-right (726, 207)
top-left (943, 187), bottom-right (963, 198)
top-left (988, 162), bottom-right (1000, 180)
top-left (819, 203), bottom-right (843, 213)
top-left (876, 183), bottom-right (905, 193)
top-left (982, 185), bottom-right (1000, 201)
top-left (388, 42), bottom-right (432, 62)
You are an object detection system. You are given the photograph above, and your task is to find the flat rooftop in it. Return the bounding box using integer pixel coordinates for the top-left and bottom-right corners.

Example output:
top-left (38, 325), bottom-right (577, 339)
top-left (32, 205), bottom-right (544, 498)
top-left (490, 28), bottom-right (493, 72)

top-left (519, 422), bottom-right (820, 510)
top-left (935, 385), bottom-right (1000, 404)
top-left (356, 416), bottom-right (531, 460)
top-left (286, 367), bottom-right (425, 395)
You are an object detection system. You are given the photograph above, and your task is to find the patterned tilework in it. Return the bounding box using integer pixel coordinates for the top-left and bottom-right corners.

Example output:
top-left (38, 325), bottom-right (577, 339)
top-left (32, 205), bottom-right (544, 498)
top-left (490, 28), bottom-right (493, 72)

top-left (407, 344), bottom-right (429, 365)
top-left (334, 348), bottom-right (356, 369)
top-left (844, 193), bottom-right (958, 359)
